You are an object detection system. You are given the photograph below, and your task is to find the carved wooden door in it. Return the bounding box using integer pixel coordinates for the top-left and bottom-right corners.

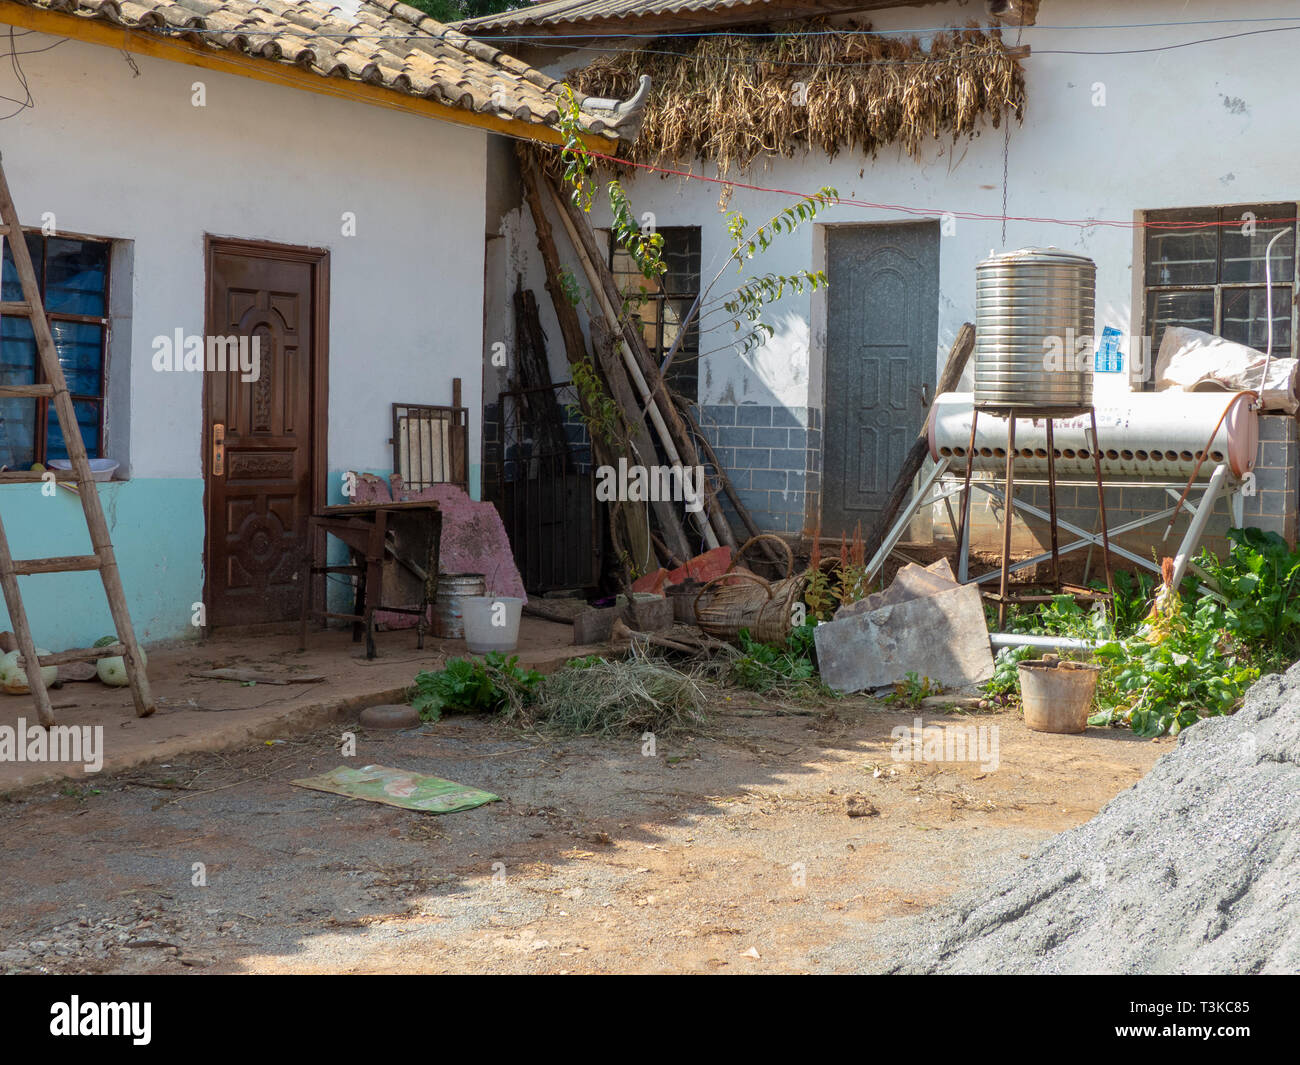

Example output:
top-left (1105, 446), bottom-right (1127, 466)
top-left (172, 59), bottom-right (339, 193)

top-left (204, 240), bottom-right (323, 627)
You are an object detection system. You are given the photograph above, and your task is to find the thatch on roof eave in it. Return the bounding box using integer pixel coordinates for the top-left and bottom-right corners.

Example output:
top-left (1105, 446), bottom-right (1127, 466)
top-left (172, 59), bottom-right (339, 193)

top-left (566, 20), bottom-right (1026, 175)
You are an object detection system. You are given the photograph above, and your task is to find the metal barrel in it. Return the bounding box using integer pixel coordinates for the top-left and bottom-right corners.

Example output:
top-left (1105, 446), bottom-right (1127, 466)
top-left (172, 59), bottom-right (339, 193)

top-left (973, 248), bottom-right (1096, 409)
top-left (432, 573), bottom-right (486, 639)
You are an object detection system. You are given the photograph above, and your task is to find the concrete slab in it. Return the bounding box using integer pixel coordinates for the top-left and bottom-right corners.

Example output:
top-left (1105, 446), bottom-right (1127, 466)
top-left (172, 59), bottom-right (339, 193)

top-left (815, 584), bottom-right (994, 694)
top-left (837, 557), bottom-right (958, 620)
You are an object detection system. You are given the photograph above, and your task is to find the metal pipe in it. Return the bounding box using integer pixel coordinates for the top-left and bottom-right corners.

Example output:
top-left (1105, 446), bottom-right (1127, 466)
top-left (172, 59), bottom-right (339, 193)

top-left (990, 632), bottom-right (1099, 652)
top-left (1170, 462), bottom-right (1229, 590)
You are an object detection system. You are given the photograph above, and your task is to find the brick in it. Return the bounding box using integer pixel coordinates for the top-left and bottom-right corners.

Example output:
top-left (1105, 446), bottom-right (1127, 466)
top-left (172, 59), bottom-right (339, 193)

top-left (726, 468), bottom-right (751, 490)
top-left (700, 404), bottom-right (735, 426)
top-left (771, 406), bottom-right (806, 428)
top-left (786, 428), bottom-right (808, 450)
top-left (717, 425), bottom-right (754, 448)
top-left (752, 426), bottom-right (789, 447)
top-left (573, 606), bottom-right (619, 645)
top-left (731, 448), bottom-right (772, 469)
top-left (1254, 466), bottom-right (1287, 492)
top-left (751, 469), bottom-right (787, 491)
top-left (773, 490), bottom-right (806, 513)
top-left (624, 596), bottom-right (673, 633)
top-left (769, 448), bottom-right (807, 471)
top-left (737, 404), bottom-right (773, 426)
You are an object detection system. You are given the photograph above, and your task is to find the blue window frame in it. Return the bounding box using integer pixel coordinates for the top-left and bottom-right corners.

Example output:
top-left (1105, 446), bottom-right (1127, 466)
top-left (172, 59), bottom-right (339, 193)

top-left (0, 231), bottom-right (110, 469)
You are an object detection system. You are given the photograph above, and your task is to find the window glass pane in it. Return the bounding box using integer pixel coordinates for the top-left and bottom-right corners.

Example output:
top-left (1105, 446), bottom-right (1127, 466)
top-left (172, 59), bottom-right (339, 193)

top-left (612, 249), bottom-right (665, 298)
top-left (660, 227), bottom-right (701, 294)
top-left (50, 320), bottom-right (104, 395)
top-left (45, 399), bottom-right (101, 460)
top-left (1220, 205), bottom-right (1295, 284)
top-left (611, 227), bottom-right (700, 397)
top-left (1145, 209), bottom-right (1217, 286)
top-left (630, 299), bottom-right (662, 354)
top-left (0, 398), bottom-right (36, 469)
top-left (0, 315), bottom-right (37, 382)
top-left (1, 232), bottom-right (44, 303)
top-left (1221, 286), bottom-right (1293, 353)
top-left (45, 238), bottom-right (109, 316)
top-left (663, 296), bottom-right (699, 353)
top-left (1147, 288), bottom-right (1214, 354)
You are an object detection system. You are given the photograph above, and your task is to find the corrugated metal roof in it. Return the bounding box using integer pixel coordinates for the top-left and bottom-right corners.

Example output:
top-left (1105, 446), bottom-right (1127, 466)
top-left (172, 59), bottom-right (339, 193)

top-left (4, 0), bottom-right (623, 136)
top-left (460, 0), bottom-right (923, 35)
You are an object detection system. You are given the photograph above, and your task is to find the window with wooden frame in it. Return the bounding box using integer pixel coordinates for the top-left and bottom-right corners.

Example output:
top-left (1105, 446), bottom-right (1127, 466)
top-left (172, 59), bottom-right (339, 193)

top-left (1142, 203), bottom-right (1298, 381)
top-left (609, 226), bottom-right (701, 399)
top-left (0, 231), bottom-right (110, 469)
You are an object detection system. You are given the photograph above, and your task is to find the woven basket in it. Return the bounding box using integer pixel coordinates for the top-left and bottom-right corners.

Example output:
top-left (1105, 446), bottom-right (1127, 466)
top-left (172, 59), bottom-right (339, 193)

top-left (693, 535), bottom-right (808, 645)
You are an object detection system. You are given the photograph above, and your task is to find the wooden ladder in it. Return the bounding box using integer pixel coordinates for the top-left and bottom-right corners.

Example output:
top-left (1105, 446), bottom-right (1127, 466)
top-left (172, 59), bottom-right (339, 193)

top-left (0, 153), bottom-right (154, 725)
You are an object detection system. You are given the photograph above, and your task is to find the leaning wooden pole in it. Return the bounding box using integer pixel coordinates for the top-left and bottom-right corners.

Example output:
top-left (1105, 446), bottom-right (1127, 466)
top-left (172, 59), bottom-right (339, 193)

top-left (539, 163), bottom-right (735, 552)
top-left (517, 146), bottom-right (691, 564)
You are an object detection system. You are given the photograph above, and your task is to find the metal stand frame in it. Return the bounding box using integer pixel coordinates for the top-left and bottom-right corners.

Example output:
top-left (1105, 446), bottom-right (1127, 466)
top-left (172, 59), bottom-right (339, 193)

top-left (948, 406), bottom-right (1112, 625)
top-left (864, 406), bottom-right (1242, 613)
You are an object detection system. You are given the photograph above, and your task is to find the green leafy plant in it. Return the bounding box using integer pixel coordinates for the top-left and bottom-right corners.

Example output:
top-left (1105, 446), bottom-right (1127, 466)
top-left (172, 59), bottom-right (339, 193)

top-left (410, 653), bottom-right (543, 722)
top-left (983, 644), bottom-right (1035, 698)
top-left (1089, 610), bottom-right (1258, 738)
top-left (567, 356), bottom-right (623, 447)
top-left (1109, 569), bottom-right (1156, 637)
top-left (803, 567), bottom-right (836, 622)
top-left (727, 623), bottom-right (830, 698)
top-left (884, 671), bottom-right (938, 708)
top-left (1198, 527), bottom-right (1300, 654)
top-left (834, 523), bottom-right (871, 609)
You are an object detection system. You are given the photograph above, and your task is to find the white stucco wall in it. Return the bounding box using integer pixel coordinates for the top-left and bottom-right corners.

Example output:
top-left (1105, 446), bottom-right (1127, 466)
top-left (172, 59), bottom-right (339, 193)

top-left (500, 0), bottom-right (1300, 410)
top-left (7, 32), bottom-right (487, 476)
top-left (0, 30), bottom-right (489, 646)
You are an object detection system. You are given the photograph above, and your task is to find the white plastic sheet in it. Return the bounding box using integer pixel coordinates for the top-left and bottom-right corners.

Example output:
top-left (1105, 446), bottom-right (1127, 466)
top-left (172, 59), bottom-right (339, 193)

top-left (1155, 325), bottom-right (1298, 413)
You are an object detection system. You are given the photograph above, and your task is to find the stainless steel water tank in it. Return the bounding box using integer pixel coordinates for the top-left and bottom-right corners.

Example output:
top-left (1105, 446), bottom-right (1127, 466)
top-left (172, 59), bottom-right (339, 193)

top-left (973, 248), bottom-right (1096, 409)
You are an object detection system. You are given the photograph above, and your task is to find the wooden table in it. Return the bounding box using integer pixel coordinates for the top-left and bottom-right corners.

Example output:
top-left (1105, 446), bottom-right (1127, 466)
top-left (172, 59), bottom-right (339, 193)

top-left (299, 500), bottom-right (442, 658)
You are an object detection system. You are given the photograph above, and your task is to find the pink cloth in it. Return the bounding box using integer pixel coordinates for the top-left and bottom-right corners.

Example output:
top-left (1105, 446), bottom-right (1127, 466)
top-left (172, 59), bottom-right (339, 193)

top-left (348, 474), bottom-right (526, 630)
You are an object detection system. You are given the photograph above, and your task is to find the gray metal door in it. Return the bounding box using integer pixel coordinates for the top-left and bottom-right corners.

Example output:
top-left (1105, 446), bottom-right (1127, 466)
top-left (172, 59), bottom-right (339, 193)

top-left (823, 222), bottom-right (939, 536)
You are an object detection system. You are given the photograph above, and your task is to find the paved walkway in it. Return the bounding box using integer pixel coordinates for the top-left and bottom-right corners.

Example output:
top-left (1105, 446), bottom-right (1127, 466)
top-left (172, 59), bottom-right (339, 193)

top-left (0, 617), bottom-right (593, 792)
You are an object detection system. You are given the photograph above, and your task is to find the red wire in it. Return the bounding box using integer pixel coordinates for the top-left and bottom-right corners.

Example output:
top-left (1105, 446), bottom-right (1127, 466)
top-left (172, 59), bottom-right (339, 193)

top-left (583, 149), bottom-right (1298, 231)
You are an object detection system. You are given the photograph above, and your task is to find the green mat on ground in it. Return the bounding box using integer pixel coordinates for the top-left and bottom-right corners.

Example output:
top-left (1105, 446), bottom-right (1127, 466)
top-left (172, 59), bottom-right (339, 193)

top-left (291, 764), bottom-right (500, 814)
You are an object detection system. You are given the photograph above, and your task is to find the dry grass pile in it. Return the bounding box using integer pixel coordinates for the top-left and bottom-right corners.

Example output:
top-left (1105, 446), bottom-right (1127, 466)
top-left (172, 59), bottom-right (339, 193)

top-left (568, 20), bottom-right (1025, 174)
top-left (506, 655), bottom-right (709, 736)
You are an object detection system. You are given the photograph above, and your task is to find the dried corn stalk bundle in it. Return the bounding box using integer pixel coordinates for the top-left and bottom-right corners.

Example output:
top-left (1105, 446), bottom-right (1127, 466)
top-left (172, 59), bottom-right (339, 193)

top-left (569, 21), bottom-right (1026, 175)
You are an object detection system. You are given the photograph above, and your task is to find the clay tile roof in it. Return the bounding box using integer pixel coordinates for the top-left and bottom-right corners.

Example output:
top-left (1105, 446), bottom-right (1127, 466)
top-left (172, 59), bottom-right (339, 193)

top-left (6, 0), bottom-right (626, 137)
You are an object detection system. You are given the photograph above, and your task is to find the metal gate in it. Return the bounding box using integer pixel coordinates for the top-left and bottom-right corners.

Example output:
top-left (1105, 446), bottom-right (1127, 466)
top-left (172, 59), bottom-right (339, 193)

top-left (489, 382), bottom-right (601, 594)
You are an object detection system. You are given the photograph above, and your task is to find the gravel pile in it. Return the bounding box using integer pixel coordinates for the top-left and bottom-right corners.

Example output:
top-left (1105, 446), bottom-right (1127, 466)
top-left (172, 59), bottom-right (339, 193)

top-left (891, 662), bottom-right (1300, 974)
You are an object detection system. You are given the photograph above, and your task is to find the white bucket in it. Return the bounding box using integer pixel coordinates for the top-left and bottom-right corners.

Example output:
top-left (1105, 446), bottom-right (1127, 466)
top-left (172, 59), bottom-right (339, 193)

top-left (462, 596), bottom-right (523, 654)
top-left (47, 458), bottom-right (119, 482)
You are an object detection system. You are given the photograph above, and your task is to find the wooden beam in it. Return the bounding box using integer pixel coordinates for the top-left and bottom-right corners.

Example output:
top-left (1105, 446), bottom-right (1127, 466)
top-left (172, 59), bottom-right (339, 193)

top-left (471, 1), bottom-right (941, 38)
top-left (0, 2), bottom-right (613, 150)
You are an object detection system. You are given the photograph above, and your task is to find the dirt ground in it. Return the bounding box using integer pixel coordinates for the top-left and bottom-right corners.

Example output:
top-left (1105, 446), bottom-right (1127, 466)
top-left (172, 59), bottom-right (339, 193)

top-left (0, 693), bottom-right (1166, 974)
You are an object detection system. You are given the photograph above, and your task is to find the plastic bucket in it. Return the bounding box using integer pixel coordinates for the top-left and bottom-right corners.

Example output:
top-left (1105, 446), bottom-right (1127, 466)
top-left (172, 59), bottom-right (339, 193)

top-left (462, 596), bottom-right (523, 654)
top-left (1018, 658), bottom-right (1101, 734)
top-left (432, 573), bottom-right (486, 638)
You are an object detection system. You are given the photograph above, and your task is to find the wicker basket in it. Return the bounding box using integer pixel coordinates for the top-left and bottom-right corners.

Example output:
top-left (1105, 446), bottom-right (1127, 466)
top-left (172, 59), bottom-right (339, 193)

top-left (693, 535), bottom-right (808, 645)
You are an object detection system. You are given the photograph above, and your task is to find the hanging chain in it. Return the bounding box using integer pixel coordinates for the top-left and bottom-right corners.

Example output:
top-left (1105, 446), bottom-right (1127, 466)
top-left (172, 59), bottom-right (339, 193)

top-left (1001, 12), bottom-right (1026, 249)
top-left (1001, 118), bottom-right (1009, 248)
